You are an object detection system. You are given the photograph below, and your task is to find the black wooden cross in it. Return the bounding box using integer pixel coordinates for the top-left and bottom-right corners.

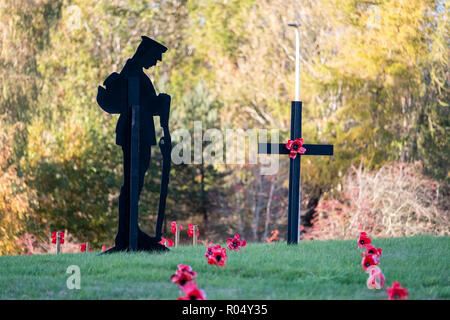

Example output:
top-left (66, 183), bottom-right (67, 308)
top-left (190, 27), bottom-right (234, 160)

top-left (258, 101), bottom-right (333, 244)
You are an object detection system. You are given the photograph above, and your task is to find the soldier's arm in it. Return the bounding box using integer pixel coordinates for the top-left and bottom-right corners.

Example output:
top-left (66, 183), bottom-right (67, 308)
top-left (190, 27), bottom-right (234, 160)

top-left (153, 94), bottom-right (171, 128)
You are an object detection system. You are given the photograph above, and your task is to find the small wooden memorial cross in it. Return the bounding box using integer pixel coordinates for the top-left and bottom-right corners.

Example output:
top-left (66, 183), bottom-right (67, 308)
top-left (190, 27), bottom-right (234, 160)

top-left (51, 231), bottom-right (64, 254)
top-left (175, 222), bottom-right (180, 247)
top-left (56, 232), bottom-right (61, 254)
top-left (192, 225), bottom-right (198, 246)
top-left (258, 22), bottom-right (334, 244)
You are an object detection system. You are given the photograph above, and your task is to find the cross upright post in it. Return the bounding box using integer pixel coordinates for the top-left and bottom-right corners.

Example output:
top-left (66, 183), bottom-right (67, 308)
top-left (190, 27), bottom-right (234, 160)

top-left (56, 232), bottom-right (61, 254)
top-left (193, 225), bottom-right (198, 246)
top-left (288, 101), bottom-right (302, 244)
top-left (175, 223), bottom-right (180, 247)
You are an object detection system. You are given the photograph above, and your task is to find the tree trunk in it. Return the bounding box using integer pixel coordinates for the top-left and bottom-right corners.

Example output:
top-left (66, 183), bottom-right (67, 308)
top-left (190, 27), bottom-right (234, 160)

top-left (200, 164), bottom-right (208, 235)
top-left (252, 170), bottom-right (263, 241)
top-left (263, 178), bottom-right (276, 241)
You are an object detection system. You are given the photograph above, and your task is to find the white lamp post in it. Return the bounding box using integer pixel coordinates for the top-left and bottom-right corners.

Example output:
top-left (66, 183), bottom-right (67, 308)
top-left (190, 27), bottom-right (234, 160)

top-left (287, 21), bottom-right (300, 101)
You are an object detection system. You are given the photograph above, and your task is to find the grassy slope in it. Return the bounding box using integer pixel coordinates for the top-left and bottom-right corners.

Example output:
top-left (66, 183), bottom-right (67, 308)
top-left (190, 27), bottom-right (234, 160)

top-left (0, 235), bottom-right (448, 300)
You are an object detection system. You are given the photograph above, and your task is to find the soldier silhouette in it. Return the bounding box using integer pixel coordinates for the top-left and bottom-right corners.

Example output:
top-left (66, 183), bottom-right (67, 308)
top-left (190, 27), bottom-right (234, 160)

top-left (97, 36), bottom-right (171, 253)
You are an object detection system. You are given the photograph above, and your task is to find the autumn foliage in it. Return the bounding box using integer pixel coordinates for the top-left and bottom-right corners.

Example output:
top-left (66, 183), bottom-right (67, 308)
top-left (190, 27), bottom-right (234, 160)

top-left (0, 1), bottom-right (448, 253)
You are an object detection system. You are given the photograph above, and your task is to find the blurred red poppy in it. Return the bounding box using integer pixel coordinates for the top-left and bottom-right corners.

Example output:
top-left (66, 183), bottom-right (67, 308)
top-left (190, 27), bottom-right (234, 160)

top-left (286, 138), bottom-right (306, 159)
top-left (171, 264), bottom-right (197, 288)
top-left (361, 253), bottom-right (379, 271)
top-left (207, 245), bottom-right (227, 267)
top-left (171, 221), bottom-right (177, 234)
top-left (80, 243), bottom-right (91, 252)
top-left (361, 244), bottom-right (382, 257)
top-left (171, 272), bottom-right (193, 288)
top-left (177, 281), bottom-right (207, 300)
top-left (358, 232), bottom-right (372, 248)
top-left (386, 281), bottom-right (409, 300)
top-left (187, 223), bottom-right (199, 238)
top-left (177, 264), bottom-right (194, 273)
top-left (170, 222), bottom-right (182, 233)
top-left (159, 237), bottom-right (174, 247)
top-left (226, 233), bottom-right (247, 251)
top-left (366, 266), bottom-right (385, 290)
top-left (205, 244), bottom-right (222, 258)
top-left (51, 231), bottom-right (64, 244)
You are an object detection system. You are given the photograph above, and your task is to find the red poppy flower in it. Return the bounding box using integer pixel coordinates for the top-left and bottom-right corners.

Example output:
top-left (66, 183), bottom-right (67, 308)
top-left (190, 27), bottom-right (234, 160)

top-left (171, 264), bottom-right (197, 288)
top-left (366, 266), bottom-right (385, 290)
top-left (358, 232), bottom-right (372, 248)
top-left (51, 232), bottom-right (65, 244)
top-left (171, 221), bottom-right (182, 234)
top-left (51, 232), bottom-right (57, 244)
top-left (165, 239), bottom-right (174, 247)
top-left (176, 264), bottom-right (196, 274)
top-left (286, 138), bottom-right (306, 159)
top-left (177, 281), bottom-right (207, 300)
top-left (159, 237), bottom-right (174, 247)
top-left (206, 246), bottom-right (227, 267)
top-left (171, 272), bottom-right (194, 288)
top-left (80, 243), bottom-right (91, 252)
top-left (187, 223), bottom-right (200, 238)
top-left (361, 244), bottom-right (382, 257)
top-left (386, 281), bottom-right (409, 300)
top-left (205, 244), bottom-right (222, 258)
top-left (361, 253), bottom-right (380, 271)
top-left (226, 233), bottom-right (247, 251)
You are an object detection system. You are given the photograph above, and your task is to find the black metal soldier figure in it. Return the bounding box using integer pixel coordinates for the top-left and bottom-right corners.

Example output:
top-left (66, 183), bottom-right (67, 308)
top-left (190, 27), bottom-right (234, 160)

top-left (97, 36), bottom-right (171, 253)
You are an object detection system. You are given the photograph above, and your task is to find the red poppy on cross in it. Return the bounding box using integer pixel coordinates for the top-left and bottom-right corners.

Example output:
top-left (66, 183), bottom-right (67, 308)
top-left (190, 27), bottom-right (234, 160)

top-left (286, 138), bottom-right (306, 159)
top-left (187, 223), bottom-right (199, 238)
top-left (171, 221), bottom-right (182, 234)
top-left (80, 243), bottom-right (91, 252)
top-left (51, 232), bottom-right (64, 244)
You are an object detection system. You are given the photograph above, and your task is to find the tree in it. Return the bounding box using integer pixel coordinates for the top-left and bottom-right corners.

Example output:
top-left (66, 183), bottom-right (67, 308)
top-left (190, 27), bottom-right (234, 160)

top-left (0, 116), bottom-right (36, 255)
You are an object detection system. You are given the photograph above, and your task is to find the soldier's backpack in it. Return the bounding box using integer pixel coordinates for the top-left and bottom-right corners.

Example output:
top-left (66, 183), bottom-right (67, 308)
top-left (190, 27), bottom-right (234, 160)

top-left (96, 72), bottom-right (127, 114)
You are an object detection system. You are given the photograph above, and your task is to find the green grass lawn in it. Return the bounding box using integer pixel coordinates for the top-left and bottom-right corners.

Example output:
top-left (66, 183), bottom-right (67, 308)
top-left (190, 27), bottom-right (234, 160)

top-left (0, 235), bottom-right (448, 300)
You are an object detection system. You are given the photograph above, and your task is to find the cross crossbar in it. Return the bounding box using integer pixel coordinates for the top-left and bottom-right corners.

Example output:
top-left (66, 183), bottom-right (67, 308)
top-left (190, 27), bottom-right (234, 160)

top-left (258, 143), bottom-right (333, 156)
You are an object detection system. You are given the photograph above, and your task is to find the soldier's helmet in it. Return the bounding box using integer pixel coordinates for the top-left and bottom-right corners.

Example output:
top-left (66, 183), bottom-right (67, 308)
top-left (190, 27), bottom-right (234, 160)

top-left (135, 36), bottom-right (168, 57)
